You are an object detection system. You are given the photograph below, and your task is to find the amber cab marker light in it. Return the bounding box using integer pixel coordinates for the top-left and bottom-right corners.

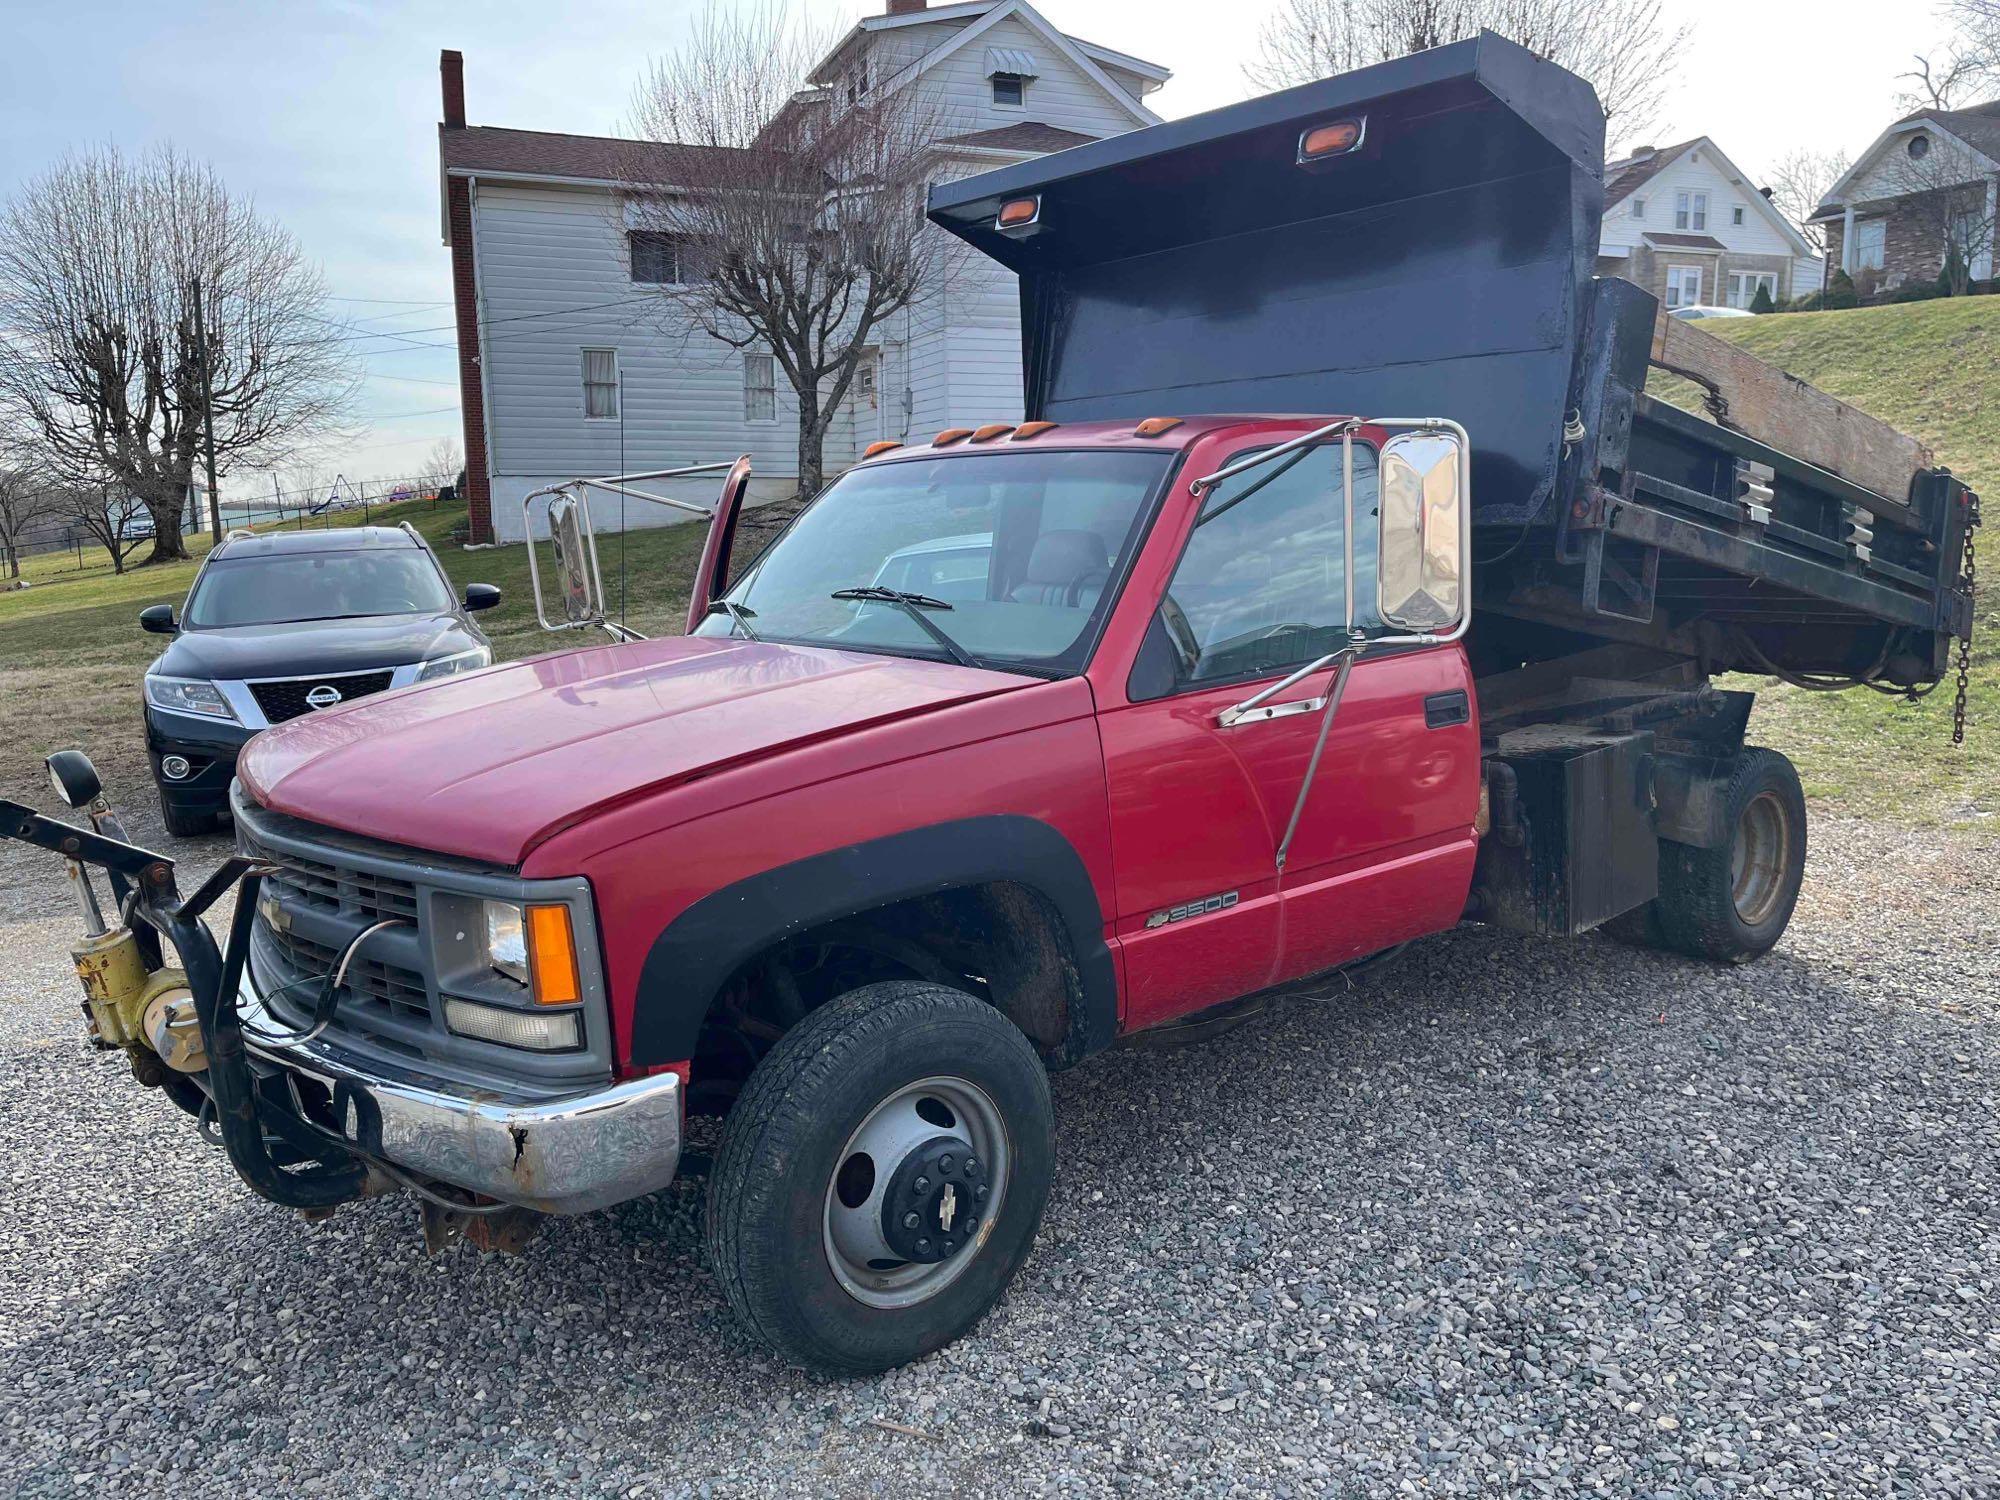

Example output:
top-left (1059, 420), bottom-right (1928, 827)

top-left (1011, 421), bottom-right (1059, 440)
top-left (1298, 116), bottom-right (1366, 167)
top-left (971, 423), bottom-right (1015, 442)
top-left (1134, 416), bottom-right (1184, 438)
top-left (996, 195), bottom-right (1042, 235)
top-left (862, 440), bottom-right (902, 459)
top-left (525, 903), bottom-right (581, 1006)
top-left (933, 427), bottom-right (974, 446)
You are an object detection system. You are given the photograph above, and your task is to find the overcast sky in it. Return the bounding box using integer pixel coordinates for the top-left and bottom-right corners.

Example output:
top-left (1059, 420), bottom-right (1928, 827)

top-left (0, 0), bottom-right (1959, 491)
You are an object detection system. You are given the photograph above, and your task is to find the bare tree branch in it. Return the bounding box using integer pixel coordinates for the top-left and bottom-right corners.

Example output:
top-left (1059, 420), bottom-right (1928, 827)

top-left (0, 144), bottom-right (356, 563)
top-left (620, 2), bottom-right (962, 502)
top-left (1766, 148), bottom-right (1847, 261)
top-left (1245, 0), bottom-right (1690, 150)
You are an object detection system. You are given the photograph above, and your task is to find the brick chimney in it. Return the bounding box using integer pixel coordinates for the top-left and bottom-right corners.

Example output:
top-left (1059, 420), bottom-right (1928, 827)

top-left (886, 0), bottom-right (928, 14)
top-left (440, 49), bottom-right (466, 128)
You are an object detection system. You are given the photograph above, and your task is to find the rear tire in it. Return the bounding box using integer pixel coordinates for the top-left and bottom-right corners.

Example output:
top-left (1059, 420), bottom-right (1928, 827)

top-left (158, 791), bottom-right (217, 839)
top-left (1652, 747), bottom-right (1807, 964)
top-left (706, 981), bottom-right (1053, 1374)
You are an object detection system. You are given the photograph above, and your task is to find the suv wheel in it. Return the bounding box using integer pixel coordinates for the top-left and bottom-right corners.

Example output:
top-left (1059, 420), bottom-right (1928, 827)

top-left (706, 981), bottom-right (1053, 1374)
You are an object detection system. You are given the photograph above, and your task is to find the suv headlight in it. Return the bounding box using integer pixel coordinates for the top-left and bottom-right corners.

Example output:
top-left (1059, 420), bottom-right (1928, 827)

top-left (416, 645), bottom-right (492, 682)
top-left (144, 675), bottom-right (239, 722)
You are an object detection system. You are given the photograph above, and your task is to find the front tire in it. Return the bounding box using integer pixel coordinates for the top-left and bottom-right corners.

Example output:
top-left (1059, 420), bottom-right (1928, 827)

top-left (706, 981), bottom-right (1054, 1374)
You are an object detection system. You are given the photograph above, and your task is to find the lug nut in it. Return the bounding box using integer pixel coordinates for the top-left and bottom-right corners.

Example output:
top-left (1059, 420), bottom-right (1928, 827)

top-left (975, 1183), bottom-right (988, 1201)
top-left (915, 1238), bottom-right (932, 1255)
top-left (913, 1175), bottom-right (930, 1195)
top-left (964, 1216), bottom-right (979, 1234)
top-left (939, 1154), bottom-right (954, 1173)
top-left (942, 1239), bottom-right (957, 1256)
top-left (903, 1211), bottom-right (920, 1230)
top-left (963, 1157), bottom-right (979, 1176)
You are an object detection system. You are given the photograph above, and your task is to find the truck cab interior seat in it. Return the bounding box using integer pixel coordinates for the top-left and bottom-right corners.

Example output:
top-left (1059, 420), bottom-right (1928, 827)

top-left (1010, 530), bottom-right (1109, 607)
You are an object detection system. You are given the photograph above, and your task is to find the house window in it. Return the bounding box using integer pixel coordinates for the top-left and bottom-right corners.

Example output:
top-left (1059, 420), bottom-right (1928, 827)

top-left (1631, 197), bottom-right (1646, 219)
top-left (1665, 265), bottom-right (1703, 309)
top-left (582, 348), bottom-right (619, 420)
top-left (1732, 205), bottom-right (1745, 226)
top-left (1727, 271), bottom-right (1778, 308)
top-left (1675, 192), bottom-right (1708, 231)
top-left (1853, 219), bottom-right (1886, 270)
top-left (992, 73), bottom-right (1026, 107)
top-left (1908, 133), bottom-right (1931, 160)
top-left (744, 353), bottom-right (776, 422)
top-left (630, 231), bottom-right (705, 285)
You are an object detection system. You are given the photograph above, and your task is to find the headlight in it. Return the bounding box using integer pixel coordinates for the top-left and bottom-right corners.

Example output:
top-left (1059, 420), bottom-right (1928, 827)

top-left (484, 901), bottom-right (528, 984)
top-left (144, 675), bottom-right (239, 722)
top-left (481, 898), bottom-right (583, 1005)
top-left (416, 645), bottom-right (492, 682)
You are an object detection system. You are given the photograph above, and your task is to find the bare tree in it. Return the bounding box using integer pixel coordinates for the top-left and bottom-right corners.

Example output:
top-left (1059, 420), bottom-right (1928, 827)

top-left (1245, 0), bottom-right (1690, 149)
top-left (53, 483), bottom-right (149, 575)
top-left (622, 3), bottom-right (957, 501)
top-left (1766, 148), bottom-right (1847, 273)
top-left (0, 145), bottom-right (354, 564)
top-left (0, 465), bottom-right (57, 580)
top-left (421, 435), bottom-right (463, 495)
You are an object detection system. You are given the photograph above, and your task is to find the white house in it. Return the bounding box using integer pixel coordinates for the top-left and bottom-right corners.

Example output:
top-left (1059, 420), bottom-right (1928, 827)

top-left (1595, 137), bottom-right (1821, 311)
top-left (437, 1), bottom-right (1170, 544)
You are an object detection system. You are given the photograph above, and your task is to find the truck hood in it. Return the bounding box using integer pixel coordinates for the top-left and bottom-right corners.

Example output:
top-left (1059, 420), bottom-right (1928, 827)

top-left (236, 637), bottom-right (1036, 865)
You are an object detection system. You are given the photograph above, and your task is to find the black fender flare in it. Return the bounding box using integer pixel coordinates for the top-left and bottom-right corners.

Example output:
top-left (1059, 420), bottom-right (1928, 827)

top-left (628, 815), bottom-right (1117, 1069)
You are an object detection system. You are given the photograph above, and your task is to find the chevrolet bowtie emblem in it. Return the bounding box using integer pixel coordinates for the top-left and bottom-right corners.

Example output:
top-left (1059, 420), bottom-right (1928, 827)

top-left (258, 890), bottom-right (291, 932)
top-left (938, 1182), bottom-right (957, 1233)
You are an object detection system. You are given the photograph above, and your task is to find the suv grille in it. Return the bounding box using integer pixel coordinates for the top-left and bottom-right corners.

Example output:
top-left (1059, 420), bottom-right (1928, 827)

top-left (249, 669), bottom-right (394, 724)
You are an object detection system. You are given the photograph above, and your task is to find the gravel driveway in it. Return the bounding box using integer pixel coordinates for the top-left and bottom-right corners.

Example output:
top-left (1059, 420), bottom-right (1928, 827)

top-left (2, 816), bottom-right (1995, 1497)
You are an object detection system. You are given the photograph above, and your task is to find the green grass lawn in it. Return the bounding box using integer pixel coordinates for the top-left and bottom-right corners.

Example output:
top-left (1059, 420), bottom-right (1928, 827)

top-left (1649, 297), bottom-right (1998, 828)
top-left (0, 499), bottom-right (708, 839)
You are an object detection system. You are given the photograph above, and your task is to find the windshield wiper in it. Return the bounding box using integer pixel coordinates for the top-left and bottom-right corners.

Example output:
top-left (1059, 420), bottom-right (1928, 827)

top-left (829, 586), bottom-right (978, 668)
top-left (703, 598), bottom-right (761, 641)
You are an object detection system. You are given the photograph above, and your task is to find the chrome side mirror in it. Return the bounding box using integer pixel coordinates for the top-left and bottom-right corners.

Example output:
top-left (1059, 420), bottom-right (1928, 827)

top-left (525, 488), bottom-right (609, 633)
top-left (1377, 430), bottom-right (1466, 632)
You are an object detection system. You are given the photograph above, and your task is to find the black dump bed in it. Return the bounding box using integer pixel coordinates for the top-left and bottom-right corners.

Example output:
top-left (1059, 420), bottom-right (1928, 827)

top-left (929, 31), bottom-right (1974, 688)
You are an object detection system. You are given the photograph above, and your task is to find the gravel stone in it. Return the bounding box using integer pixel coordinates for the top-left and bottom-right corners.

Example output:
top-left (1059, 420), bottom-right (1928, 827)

top-left (0, 814), bottom-right (1995, 1495)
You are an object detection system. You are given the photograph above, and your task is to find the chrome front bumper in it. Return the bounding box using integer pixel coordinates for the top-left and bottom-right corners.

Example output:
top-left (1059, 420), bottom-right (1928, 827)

top-left (239, 971), bottom-right (681, 1215)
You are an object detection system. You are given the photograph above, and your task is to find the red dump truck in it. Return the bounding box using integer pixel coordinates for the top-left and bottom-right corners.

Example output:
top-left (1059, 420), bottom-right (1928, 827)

top-left (7, 33), bottom-right (1975, 1373)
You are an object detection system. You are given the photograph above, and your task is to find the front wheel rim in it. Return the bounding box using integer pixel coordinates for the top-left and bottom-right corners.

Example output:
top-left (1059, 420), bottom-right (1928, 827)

top-left (1730, 790), bottom-right (1792, 927)
top-left (821, 1074), bottom-right (1011, 1310)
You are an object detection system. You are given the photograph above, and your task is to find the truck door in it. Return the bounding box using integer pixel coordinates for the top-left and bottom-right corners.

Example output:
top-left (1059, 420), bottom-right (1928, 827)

top-left (1097, 437), bottom-right (1480, 1031)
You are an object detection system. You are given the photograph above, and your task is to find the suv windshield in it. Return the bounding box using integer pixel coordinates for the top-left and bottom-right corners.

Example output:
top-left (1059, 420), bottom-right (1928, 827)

top-left (185, 550), bottom-right (453, 629)
top-left (695, 449), bottom-right (1171, 671)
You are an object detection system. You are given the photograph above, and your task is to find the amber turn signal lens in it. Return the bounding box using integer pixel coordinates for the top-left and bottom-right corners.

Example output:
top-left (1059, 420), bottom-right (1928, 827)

top-left (526, 903), bottom-right (581, 1006)
top-left (1298, 117), bottom-right (1365, 162)
top-left (996, 195), bottom-right (1040, 229)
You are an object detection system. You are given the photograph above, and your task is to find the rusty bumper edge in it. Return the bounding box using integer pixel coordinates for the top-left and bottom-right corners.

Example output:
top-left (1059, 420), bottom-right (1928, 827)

top-left (238, 971), bottom-right (681, 1215)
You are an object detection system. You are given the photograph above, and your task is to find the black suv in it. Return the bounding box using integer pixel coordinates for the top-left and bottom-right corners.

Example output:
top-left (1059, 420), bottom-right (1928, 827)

top-left (139, 524), bottom-right (499, 836)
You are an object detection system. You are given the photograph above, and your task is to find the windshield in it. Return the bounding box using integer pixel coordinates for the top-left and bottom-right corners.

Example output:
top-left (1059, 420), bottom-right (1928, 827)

top-left (184, 550), bottom-right (453, 629)
top-left (695, 449), bottom-right (1171, 671)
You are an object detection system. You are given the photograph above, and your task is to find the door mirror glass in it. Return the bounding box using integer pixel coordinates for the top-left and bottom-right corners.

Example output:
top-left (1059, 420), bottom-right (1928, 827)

top-left (1376, 431), bottom-right (1464, 631)
top-left (138, 604), bottom-right (177, 635)
top-left (526, 489), bottom-right (606, 632)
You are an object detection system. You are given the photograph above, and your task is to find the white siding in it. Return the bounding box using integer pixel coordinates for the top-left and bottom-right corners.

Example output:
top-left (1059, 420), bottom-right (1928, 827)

top-left (903, 13), bottom-right (1145, 139)
top-left (1845, 128), bottom-right (1993, 202)
top-left (1601, 146), bottom-right (1799, 260)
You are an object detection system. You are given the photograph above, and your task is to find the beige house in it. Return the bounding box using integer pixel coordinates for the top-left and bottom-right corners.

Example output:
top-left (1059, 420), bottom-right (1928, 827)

top-left (1596, 137), bottom-right (1821, 309)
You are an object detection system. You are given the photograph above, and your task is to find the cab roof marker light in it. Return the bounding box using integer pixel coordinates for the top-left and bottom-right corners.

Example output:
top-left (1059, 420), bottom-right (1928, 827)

top-left (1298, 116), bottom-right (1366, 169)
top-left (1011, 421), bottom-right (1060, 440)
top-left (933, 428), bottom-right (974, 446)
top-left (996, 195), bottom-right (1042, 237)
top-left (970, 424), bottom-right (1015, 442)
top-left (1134, 417), bottom-right (1184, 438)
top-left (862, 440), bottom-right (902, 459)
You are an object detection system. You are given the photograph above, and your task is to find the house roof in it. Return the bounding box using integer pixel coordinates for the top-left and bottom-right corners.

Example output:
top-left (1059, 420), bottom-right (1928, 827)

top-left (438, 125), bottom-right (746, 185)
top-left (1643, 231), bottom-right (1729, 250)
top-left (1816, 100), bottom-right (2000, 215)
top-left (940, 120), bottom-right (1099, 152)
top-left (1603, 139), bottom-right (1700, 203)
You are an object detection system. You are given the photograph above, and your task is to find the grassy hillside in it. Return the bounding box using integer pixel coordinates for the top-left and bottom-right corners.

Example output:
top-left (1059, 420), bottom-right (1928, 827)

top-left (1651, 298), bottom-right (1998, 827)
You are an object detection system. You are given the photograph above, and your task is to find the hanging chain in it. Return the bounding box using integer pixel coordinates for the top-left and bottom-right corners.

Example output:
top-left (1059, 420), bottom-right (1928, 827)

top-left (1953, 490), bottom-right (1980, 746)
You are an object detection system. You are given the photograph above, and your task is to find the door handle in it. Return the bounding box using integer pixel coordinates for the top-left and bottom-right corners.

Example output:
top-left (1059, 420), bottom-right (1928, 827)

top-left (1424, 689), bottom-right (1470, 729)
